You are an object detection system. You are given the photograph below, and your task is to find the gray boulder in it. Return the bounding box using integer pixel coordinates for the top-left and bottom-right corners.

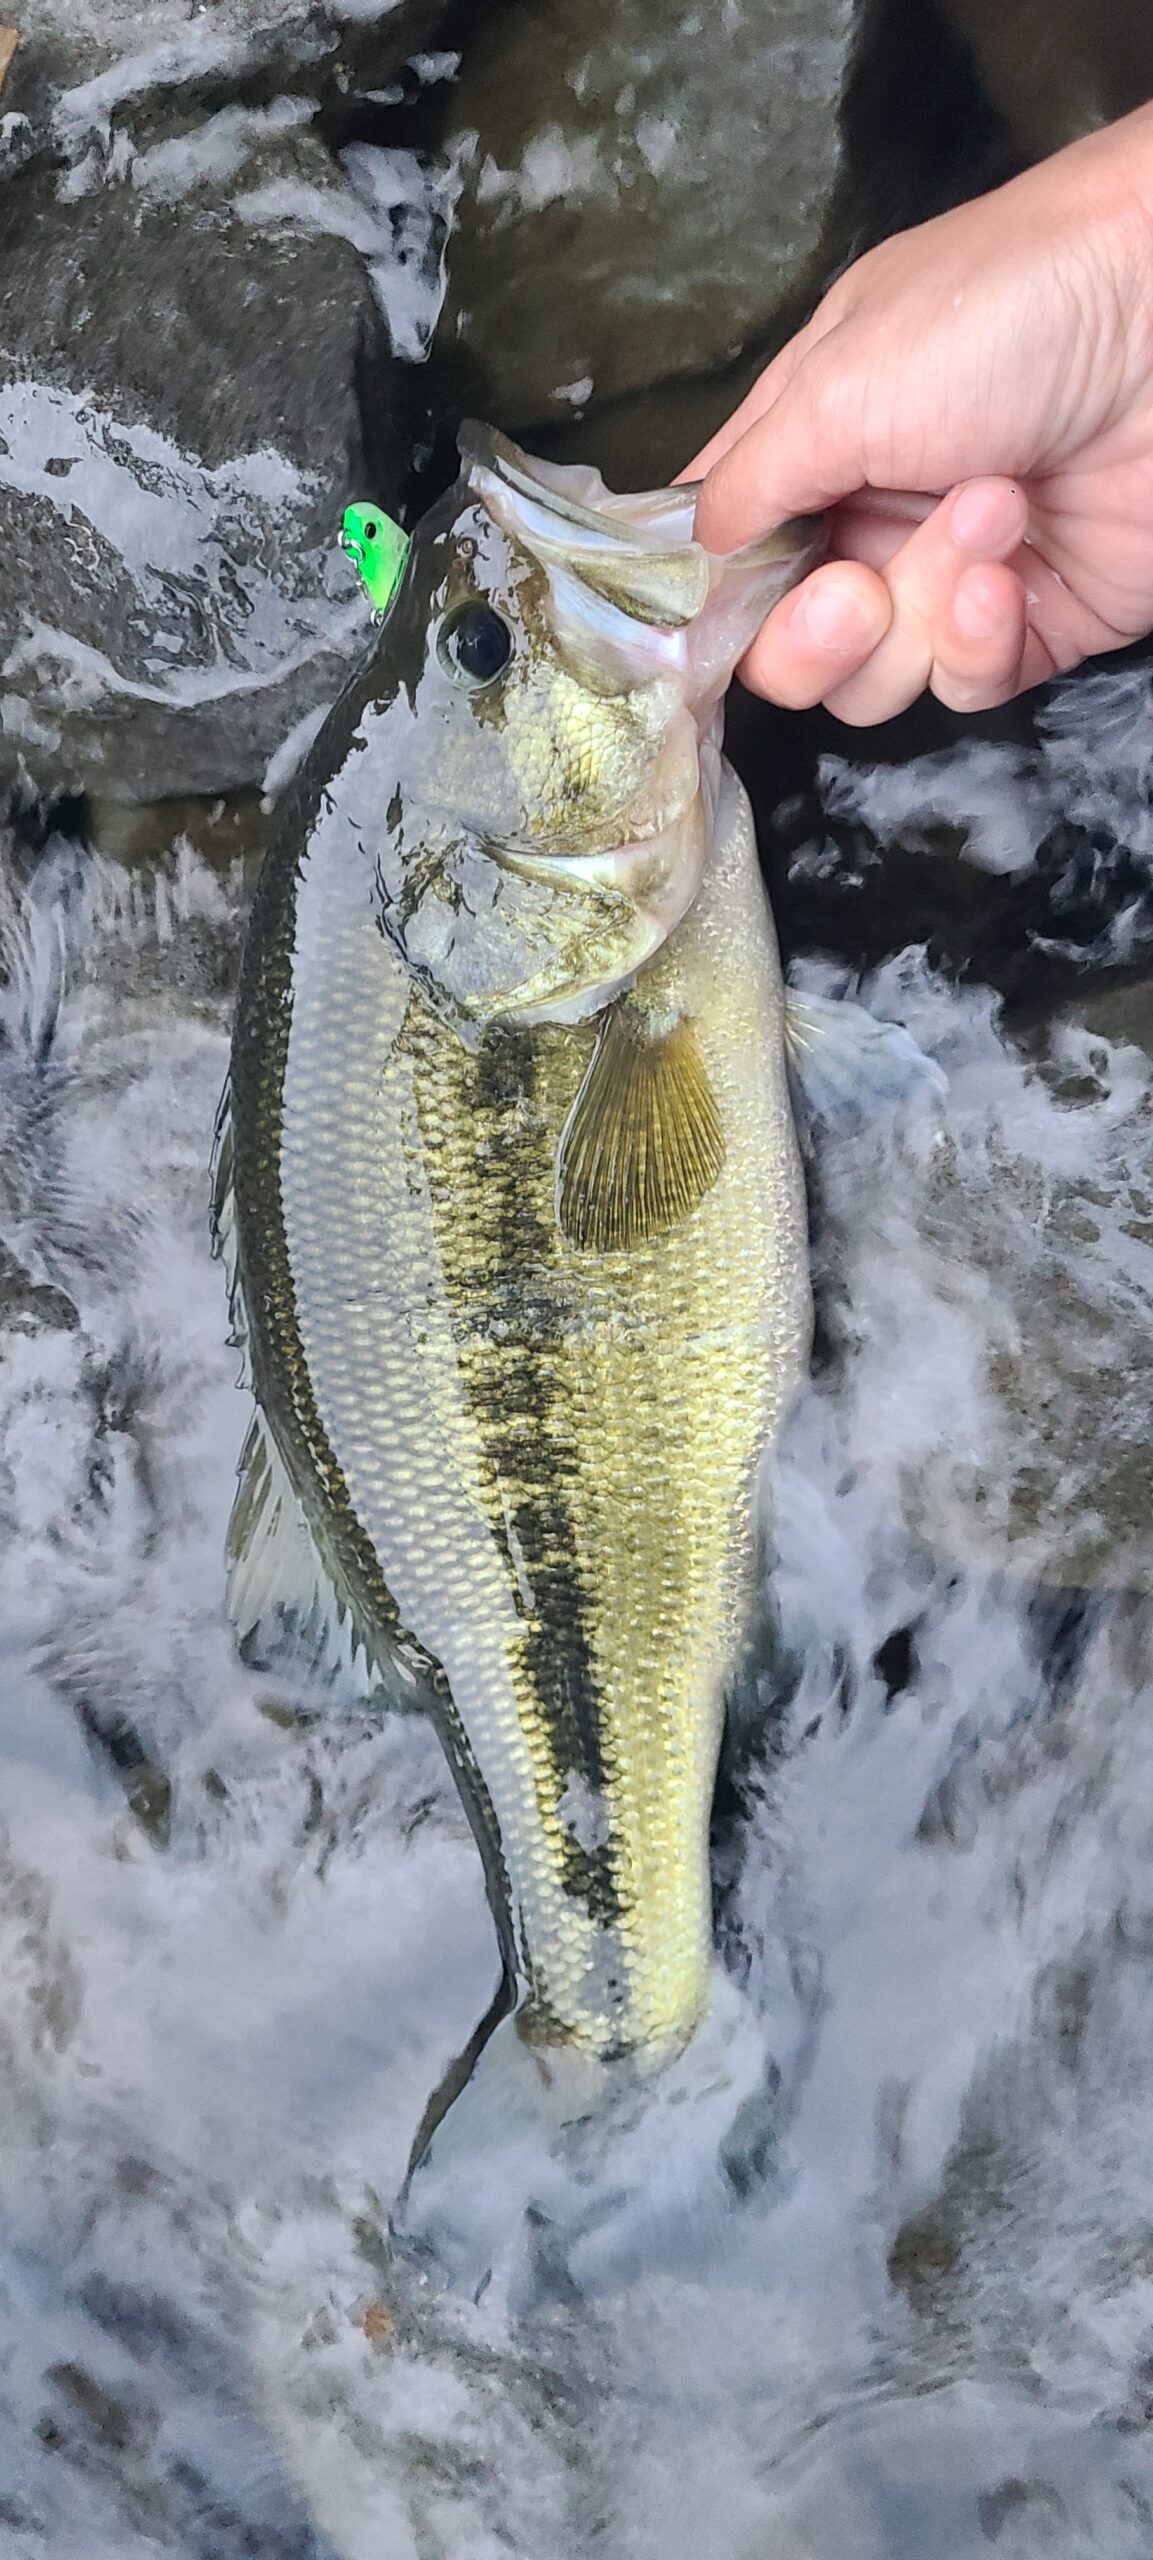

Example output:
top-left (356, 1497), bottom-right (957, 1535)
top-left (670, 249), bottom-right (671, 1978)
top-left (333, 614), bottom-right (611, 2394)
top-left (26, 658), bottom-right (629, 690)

top-left (2, 1), bottom-right (449, 153)
top-left (438, 0), bottom-right (864, 432)
top-left (0, 130), bottom-right (395, 803)
top-left (941, 0), bottom-right (1153, 161)
top-left (0, 3), bottom-right (461, 806)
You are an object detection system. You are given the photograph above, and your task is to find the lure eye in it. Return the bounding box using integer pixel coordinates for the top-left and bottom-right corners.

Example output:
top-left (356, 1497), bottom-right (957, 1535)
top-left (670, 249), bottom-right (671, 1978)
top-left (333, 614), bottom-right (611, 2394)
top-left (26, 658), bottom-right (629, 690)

top-left (438, 601), bottom-right (514, 689)
top-left (364, 520), bottom-right (378, 540)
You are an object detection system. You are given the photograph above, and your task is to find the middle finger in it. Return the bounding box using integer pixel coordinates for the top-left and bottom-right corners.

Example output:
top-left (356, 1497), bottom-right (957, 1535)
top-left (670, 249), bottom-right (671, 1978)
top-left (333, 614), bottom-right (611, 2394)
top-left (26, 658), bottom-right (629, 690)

top-left (822, 478), bottom-right (1028, 727)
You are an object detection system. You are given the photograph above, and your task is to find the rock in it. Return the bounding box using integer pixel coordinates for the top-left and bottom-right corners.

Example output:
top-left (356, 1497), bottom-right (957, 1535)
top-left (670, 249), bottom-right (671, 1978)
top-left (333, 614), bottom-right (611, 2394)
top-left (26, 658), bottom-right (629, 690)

top-left (0, 1240), bottom-right (78, 1335)
top-left (940, 0), bottom-right (1153, 161)
top-left (437, 0), bottom-right (864, 434)
top-left (0, 127), bottom-right (394, 803)
top-left (0, 0), bottom-right (470, 805)
top-left (2, 1), bottom-right (450, 154)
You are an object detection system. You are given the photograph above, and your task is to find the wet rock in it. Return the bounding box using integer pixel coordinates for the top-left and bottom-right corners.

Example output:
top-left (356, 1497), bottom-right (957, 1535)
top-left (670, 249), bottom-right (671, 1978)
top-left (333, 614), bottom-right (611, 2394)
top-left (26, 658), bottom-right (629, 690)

top-left (732, 651), bottom-right (1153, 1017)
top-left (1063, 972), bottom-right (1153, 1062)
top-left (437, 0), bottom-right (864, 436)
top-left (0, 133), bottom-right (388, 802)
top-left (2, 1), bottom-right (450, 155)
top-left (767, 2385), bottom-right (1153, 2560)
top-left (525, 0), bottom-right (1021, 486)
top-left (941, 0), bottom-right (1153, 161)
top-left (0, 0), bottom-right (468, 807)
top-left (18, 2266), bottom-right (334, 2558)
top-left (86, 788), bottom-right (272, 876)
top-left (71, 1696), bottom-right (173, 1844)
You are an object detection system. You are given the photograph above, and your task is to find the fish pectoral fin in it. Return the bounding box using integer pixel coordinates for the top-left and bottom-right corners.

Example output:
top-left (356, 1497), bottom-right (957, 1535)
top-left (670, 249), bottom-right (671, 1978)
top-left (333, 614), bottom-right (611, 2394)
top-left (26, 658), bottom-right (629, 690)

top-left (556, 1001), bottom-right (726, 1253)
top-left (227, 1406), bottom-right (380, 1701)
top-left (783, 988), bottom-right (947, 1129)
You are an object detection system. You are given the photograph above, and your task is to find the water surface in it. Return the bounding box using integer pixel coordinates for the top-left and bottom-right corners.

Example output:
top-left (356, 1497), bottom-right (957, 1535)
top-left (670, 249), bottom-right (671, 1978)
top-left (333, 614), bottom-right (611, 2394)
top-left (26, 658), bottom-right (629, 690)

top-left (3, 670), bottom-right (1153, 2551)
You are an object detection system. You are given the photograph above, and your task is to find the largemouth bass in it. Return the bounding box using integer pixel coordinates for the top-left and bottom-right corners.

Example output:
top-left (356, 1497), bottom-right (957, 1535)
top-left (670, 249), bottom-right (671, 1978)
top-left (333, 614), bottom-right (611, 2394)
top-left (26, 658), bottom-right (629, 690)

top-left (215, 426), bottom-right (822, 2172)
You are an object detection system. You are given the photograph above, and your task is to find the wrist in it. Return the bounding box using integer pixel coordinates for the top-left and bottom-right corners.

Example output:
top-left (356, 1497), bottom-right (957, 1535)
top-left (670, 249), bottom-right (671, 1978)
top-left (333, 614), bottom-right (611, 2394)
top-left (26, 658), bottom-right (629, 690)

top-left (1067, 100), bottom-right (1153, 274)
top-left (1044, 103), bottom-right (1153, 409)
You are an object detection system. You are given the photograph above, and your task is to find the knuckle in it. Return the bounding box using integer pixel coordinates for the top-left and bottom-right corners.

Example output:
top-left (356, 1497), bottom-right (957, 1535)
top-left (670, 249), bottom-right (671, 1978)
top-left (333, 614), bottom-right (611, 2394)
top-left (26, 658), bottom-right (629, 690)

top-left (823, 675), bottom-right (909, 728)
top-left (930, 665), bottom-right (1002, 714)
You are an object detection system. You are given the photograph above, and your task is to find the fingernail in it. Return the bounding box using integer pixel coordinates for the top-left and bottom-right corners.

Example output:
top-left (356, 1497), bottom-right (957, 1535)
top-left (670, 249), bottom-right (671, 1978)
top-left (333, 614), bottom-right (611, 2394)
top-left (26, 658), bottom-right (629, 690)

top-left (953, 567), bottom-right (1006, 640)
top-left (799, 577), bottom-right (882, 653)
top-left (951, 479), bottom-right (1022, 554)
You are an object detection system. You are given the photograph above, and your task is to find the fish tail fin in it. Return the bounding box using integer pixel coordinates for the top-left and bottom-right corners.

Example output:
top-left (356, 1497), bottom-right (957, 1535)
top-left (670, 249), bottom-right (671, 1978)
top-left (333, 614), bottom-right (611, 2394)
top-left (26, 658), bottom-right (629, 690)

top-left (391, 1970), bottom-right (784, 2308)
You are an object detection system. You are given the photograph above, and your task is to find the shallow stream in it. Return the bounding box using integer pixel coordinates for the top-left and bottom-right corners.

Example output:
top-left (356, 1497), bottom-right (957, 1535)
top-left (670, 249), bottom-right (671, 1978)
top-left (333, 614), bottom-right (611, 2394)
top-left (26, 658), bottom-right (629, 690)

top-left (4, 6), bottom-right (1153, 2554)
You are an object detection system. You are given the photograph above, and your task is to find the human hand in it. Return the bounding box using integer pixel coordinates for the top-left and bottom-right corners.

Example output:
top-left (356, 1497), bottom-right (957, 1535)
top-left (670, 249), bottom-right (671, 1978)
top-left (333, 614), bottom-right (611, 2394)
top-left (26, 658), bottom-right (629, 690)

top-left (688, 103), bottom-right (1153, 724)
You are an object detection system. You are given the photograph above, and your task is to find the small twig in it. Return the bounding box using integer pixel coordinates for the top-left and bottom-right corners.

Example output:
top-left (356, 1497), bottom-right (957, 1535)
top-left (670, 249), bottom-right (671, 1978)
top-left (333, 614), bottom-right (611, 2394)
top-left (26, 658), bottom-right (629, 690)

top-left (0, 29), bottom-right (17, 96)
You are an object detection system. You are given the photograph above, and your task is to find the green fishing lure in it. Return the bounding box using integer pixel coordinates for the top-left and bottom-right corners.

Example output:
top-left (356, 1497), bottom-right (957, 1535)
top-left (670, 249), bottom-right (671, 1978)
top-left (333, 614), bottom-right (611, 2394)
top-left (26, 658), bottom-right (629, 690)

top-left (339, 503), bottom-right (410, 616)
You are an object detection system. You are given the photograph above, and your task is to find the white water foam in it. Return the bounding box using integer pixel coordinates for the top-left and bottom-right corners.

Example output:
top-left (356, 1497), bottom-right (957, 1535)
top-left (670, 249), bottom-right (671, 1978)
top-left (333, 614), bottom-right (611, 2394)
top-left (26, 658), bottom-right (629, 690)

top-left (0, 736), bottom-right (1152, 2552)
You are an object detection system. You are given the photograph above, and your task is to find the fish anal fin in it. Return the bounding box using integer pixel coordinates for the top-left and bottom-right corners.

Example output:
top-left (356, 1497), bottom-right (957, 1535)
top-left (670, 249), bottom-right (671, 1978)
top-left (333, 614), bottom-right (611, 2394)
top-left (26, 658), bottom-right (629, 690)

top-left (227, 1407), bottom-right (375, 1697)
top-left (556, 1003), bottom-right (726, 1254)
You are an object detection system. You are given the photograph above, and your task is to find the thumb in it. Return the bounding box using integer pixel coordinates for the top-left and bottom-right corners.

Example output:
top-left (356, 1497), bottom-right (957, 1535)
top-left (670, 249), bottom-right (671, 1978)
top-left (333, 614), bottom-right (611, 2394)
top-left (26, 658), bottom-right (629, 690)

top-left (679, 331), bottom-right (809, 485)
top-left (693, 328), bottom-right (868, 552)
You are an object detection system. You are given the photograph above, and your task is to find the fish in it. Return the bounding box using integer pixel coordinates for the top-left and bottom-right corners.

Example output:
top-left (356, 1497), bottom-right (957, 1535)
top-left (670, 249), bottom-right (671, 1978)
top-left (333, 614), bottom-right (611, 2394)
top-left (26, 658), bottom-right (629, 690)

top-left (214, 424), bottom-right (865, 2248)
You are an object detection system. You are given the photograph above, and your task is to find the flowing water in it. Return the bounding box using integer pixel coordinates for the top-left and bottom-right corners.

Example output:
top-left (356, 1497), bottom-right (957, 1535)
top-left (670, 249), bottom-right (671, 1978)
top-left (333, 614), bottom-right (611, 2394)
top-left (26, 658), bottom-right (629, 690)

top-left (3, 655), bottom-right (1153, 2555)
top-left (5, 7), bottom-right (1153, 2546)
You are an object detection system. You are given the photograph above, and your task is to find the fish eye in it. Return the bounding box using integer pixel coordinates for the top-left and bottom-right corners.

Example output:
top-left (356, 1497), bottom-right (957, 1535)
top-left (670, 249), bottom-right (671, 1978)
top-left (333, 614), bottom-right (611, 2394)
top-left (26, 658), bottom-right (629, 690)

top-left (438, 601), bottom-right (514, 689)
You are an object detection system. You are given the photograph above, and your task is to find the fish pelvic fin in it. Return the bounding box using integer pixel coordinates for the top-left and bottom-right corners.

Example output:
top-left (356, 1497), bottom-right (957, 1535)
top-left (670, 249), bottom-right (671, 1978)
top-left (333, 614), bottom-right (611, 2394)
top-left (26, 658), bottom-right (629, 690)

top-left (783, 987), bottom-right (947, 1130)
top-left (556, 999), bottom-right (726, 1254)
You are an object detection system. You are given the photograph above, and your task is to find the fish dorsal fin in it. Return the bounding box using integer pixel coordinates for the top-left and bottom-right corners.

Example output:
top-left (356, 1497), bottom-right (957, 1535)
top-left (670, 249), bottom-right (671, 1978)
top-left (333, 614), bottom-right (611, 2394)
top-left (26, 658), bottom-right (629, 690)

top-left (460, 418), bottom-right (710, 629)
top-left (556, 1000), bottom-right (726, 1253)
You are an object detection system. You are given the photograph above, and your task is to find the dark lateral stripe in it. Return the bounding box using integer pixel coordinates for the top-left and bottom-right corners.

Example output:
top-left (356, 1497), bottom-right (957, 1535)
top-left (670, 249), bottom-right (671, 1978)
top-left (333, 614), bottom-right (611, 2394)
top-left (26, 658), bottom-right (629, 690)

top-left (411, 1011), bottom-right (623, 1970)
